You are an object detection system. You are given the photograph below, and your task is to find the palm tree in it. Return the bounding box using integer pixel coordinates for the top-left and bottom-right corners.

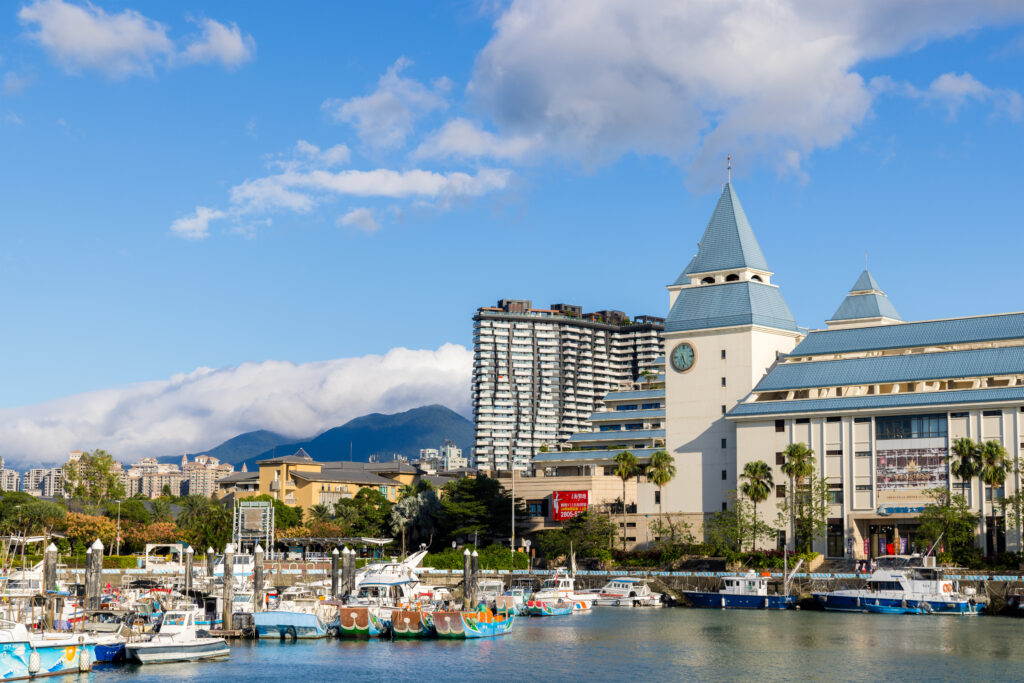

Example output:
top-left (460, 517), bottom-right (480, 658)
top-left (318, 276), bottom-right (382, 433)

top-left (740, 460), bottom-right (774, 550)
top-left (951, 437), bottom-right (983, 547)
top-left (647, 450), bottom-right (676, 529)
top-left (780, 443), bottom-right (815, 552)
top-left (176, 495), bottom-right (211, 530)
top-left (613, 451), bottom-right (638, 551)
top-left (308, 504), bottom-right (331, 523)
top-left (149, 498), bottom-right (172, 523)
top-left (980, 439), bottom-right (1010, 556)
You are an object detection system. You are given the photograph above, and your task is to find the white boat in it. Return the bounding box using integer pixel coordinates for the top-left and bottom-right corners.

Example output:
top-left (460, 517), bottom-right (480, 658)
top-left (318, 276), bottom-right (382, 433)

top-left (125, 610), bottom-right (229, 664)
top-left (586, 577), bottom-right (664, 607)
top-left (531, 570), bottom-right (594, 611)
top-left (813, 555), bottom-right (986, 615)
top-left (475, 578), bottom-right (505, 608)
top-left (0, 619), bottom-right (96, 680)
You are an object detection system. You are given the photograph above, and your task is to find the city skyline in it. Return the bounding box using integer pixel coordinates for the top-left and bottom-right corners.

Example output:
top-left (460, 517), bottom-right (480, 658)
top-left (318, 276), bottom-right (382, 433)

top-left (2, 1), bottom-right (1024, 464)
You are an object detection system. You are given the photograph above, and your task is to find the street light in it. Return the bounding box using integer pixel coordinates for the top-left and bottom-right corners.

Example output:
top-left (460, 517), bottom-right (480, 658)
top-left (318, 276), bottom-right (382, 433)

top-left (115, 500), bottom-right (122, 556)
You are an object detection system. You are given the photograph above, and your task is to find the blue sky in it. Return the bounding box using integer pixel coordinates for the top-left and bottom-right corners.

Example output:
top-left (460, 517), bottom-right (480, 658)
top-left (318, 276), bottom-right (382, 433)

top-left (2, 1), bottom-right (1024, 464)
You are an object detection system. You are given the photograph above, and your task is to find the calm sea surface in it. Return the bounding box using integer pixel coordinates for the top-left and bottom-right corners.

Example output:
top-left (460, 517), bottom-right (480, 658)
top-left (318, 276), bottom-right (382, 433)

top-left (89, 609), bottom-right (1023, 682)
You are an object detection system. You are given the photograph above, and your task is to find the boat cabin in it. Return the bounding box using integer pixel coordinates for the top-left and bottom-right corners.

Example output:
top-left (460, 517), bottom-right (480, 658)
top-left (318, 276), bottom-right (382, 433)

top-left (721, 572), bottom-right (772, 597)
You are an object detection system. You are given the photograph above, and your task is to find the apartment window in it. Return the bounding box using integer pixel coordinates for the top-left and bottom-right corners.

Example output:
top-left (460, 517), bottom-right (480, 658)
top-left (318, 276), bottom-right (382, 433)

top-left (626, 522), bottom-right (637, 528)
top-left (722, 502), bottom-right (728, 511)
top-left (776, 484), bottom-right (786, 498)
top-left (796, 418), bottom-right (810, 424)
top-left (625, 537), bottom-right (637, 542)
top-left (983, 410), bottom-right (1002, 417)
top-left (855, 484), bottom-right (872, 491)
top-left (775, 420), bottom-right (785, 433)
top-left (722, 405), bottom-right (727, 415)
top-left (826, 416), bottom-right (841, 423)
top-left (876, 414), bottom-right (947, 439)
top-left (775, 452), bottom-right (785, 465)
top-left (827, 485), bottom-right (844, 504)
top-left (721, 469), bottom-right (727, 480)
top-left (826, 449), bottom-right (842, 456)
top-left (721, 438), bottom-right (727, 449)
top-left (855, 450), bottom-right (872, 458)
top-left (654, 490), bottom-right (661, 505)
top-left (721, 377), bottom-right (727, 387)
top-left (854, 416), bottom-right (871, 423)
top-left (721, 349), bottom-right (727, 359)
top-left (951, 412), bottom-right (968, 418)
top-left (641, 402), bottom-right (660, 409)
top-left (527, 500), bottom-right (548, 517)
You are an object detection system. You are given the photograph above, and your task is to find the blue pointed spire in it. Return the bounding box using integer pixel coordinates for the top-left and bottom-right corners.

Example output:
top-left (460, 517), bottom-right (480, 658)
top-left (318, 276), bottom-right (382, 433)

top-left (686, 183), bottom-right (770, 274)
top-left (830, 270), bottom-right (901, 322)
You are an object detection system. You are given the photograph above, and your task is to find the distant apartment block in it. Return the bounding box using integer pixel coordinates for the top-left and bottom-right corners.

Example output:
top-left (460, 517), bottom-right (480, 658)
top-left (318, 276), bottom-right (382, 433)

top-left (416, 440), bottom-right (469, 473)
top-left (182, 454), bottom-right (234, 498)
top-left (125, 457), bottom-right (183, 498)
top-left (24, 467), bottom-right (63, 498)
top-left (0, 467), bottom-right (19, 492)
top-left (472, 299), bottom-right (664, 471)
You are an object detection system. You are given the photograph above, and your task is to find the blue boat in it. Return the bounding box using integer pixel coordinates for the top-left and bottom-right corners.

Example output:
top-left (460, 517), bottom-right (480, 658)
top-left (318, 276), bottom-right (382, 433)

top-left (684, 571), bottom-right (795, 610)
top-left (813, 555), bottom-right (985, 616)
top-left (0, 620), bottom-right (97, 680)
top-left (254, 609), bottom-right (329, 639)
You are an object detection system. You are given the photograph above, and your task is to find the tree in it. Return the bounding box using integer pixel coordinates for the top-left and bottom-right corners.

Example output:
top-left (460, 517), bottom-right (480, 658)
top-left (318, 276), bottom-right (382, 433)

top-left (437, 476), bottom-right (524, 546)
top-left (951, 437), bottom-right (987, 550)
top-left (536, 512), bottom-right (616, 562)
top-left (187, 504), bottom-right (232, 551)
top-left (149, 499), bottom-right (173, 523)
top-left (104, 498), bottom-right (150, 525)
top-left (176, 495), bottom-right (211, 530)
top-left (917, 487), bottom-right (980, 567)
top-left (63, 450), bottom-right (125, 508)
top-left (308, 504), bottom-right (331, 523)
top-left (389, 489), bottom-right (441, 557)
top-left (240, 494), bottom-right (303, 530)
top-left (999, 484), bottom-right (1024, 570)
top-left (740, 460), bottom-right (774, 549)
top-left (979, 439), bottom-right (1010, 557)
top-left (780, 443), bottom-right (815, 551)
top-left (335, 488), bottom-right (393, 538)
top-left (613, 451), bottom-right (638, 550)
top-left (161, 484), bottom-right (173, 499)
top-left (776, 476), bottom-right (830, 554)
top-left (647, 450), bottom-right (676, 527)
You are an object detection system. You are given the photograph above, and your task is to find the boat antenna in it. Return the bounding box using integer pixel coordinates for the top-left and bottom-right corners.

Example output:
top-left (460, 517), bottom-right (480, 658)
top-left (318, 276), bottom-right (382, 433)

top-left (925, 532), bottom-right (944, 558)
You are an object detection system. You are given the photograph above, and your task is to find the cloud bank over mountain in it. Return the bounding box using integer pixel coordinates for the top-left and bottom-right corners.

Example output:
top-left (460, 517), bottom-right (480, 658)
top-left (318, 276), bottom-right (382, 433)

top-left (0, 344), bottom-right (472, 468)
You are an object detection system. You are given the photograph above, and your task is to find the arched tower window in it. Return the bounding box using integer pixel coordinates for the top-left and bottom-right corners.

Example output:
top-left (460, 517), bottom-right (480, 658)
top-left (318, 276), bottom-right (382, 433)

top-left (701, 277), bottom-right (715, 284)
top-left (725, 274), bottom-right (740, 282)
top-left (751, 275), bottom-right (763, 282)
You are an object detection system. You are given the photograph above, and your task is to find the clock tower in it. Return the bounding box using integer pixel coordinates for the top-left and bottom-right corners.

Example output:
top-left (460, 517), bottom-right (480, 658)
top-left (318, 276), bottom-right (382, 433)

top-left (659, 181), bottom-right (803, 528)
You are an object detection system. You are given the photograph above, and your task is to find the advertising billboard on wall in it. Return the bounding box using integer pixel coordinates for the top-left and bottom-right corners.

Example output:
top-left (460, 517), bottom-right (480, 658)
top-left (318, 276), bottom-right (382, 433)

top-left (875, 439), bottom-right (948, 505)
top-left (551, 490), bottom-right (589, 521)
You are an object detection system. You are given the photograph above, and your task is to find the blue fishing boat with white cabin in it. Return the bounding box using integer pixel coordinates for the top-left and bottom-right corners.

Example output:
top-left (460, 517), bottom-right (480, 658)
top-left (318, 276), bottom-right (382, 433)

top-left (683, 571), bottom-right (796, 609)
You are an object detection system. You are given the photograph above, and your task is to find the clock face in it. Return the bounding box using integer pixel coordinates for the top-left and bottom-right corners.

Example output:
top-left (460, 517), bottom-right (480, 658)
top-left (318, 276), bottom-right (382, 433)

top-left (670, 342), bottom-right (696, 373)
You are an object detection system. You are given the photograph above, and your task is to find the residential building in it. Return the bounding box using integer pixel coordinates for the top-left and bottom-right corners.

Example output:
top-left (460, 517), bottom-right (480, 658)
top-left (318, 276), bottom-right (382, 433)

top-left (24, 467), bottom-right (63, 498)
top-left (0, 468), bottom-right (19, 492)
top-left (216, 470), bottom-right (260, 501)
top-left (472, 298), bottom-right (664, 471)
top-left (416, 441), bottom-right (469, 473)
top-left (182, 454), bottom-right (234, 498)
top-left (125, 457), bottom-right (183, 498)
top-left (254, 449), bottom-right (416, 512)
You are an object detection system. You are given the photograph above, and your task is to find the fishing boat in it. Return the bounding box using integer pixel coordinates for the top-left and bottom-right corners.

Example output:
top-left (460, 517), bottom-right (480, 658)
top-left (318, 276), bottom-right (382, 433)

top-left (531, 570), bottom-right (594, 611)
top-left (125, 610), bottom-right (230, 664)
top-left (586, 577), bottom-right (664, 607)
top-left (475, 578), bottom-right (505, 609)
top-left (336, 606), bottom-right (390, 638)
top-left (433, 610), bottom-right (514, 639)
top-left (525, 598), bottom-right (574, 616)
top-left (499, 577), bottom-right (540, 615)
top-left (683, 571), bottom-right (796, 610)
top-left (253, 587), bottom-right (332, 639)
top-left (390, 609), bottom-right (435, 638)
top-left (0, 618), bottom-right (95, 680)
top-left (813, 555), bottom-right (985, 615)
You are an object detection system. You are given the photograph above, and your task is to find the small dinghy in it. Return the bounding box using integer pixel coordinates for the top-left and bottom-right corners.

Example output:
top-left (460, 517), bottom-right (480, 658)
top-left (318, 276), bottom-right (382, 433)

top-left (125, 610), bottom-right (229, 664)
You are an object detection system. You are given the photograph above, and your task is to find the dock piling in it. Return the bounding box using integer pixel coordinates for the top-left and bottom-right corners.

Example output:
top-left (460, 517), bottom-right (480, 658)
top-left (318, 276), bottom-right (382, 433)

top-left (222, 543), bottom-right (234, 631)
top-left (331, 548), bottom-right (339, 600)
top-left (184, 546), bottom-right (193, 596)
top-left (254, 544), bottom-right (264, 613)
top-left (206, 547), bottom-right (215, 582)
top-left (85, 539), bottom-right (103, 611)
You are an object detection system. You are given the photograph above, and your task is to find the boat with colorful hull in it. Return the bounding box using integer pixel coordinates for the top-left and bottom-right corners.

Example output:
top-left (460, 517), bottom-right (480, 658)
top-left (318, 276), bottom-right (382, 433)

top-left (390, 610), bottom-right (434, 638)
top-left (433, 610), bottom-right (514, 639)
top-left (253, 609), bottom-right (328, 639)
top-left (0, 619), bottom-right (95, 680)
top-left (525, 599), bottom-right (574, 616)
top-left (337, 606), bottom-right (390, 638)
top-left (684, 571), bottom-right (795, 610)
top-left (813, 555), bottom-right (985, 616)
top-left (530, 571), bottom-right (593, 611)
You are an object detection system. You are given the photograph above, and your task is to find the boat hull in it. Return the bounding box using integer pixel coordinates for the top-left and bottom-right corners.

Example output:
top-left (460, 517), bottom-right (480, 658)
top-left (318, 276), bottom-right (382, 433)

top-left (337, 607), bottom-right (389, 638)
top-left (525, 600), bottom-right (573, 616)
top-left (94, 641), bottom-right (126, 663)
top-left (433, 611), bottom-right (514, 639)
top-left (126, 639), bottom-right (230, 664)
top-left (0, 642), bottom-right (95, 680)
top-left (813, 593), bottom-right (984, 615)
top-left (253, 610), bottom-right (328, 639)
top-left (683, 591), bottom-right (795, 610)
top-left (391, 610), bottom-right (434, 638)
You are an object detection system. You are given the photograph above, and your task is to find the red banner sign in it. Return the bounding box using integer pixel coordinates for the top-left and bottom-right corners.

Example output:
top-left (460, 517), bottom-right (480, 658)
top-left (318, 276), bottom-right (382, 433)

top-left (552, 490), bottom-right (589, 521)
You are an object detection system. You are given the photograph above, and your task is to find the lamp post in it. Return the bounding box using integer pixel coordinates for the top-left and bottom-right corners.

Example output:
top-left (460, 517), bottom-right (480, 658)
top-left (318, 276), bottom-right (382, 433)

top-left (115, 500), bottom-right (122, 556)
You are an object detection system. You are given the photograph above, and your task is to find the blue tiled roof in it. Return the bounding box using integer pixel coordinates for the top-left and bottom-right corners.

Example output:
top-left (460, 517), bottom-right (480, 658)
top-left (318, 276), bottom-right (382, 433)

top-left (533, 448), bottom-right (659, 464)
top-left (567, 429), bottom-right (665, 443)
top-left (851, 269), bottom-right (881, 292)
top-left (729, 386), bottom-right (1024, 418)
top-left (687, 183), bottom-right (770, 274)
top-left (666, 281), bottom-right (798, 333)
top-left (830, 269), bottom-right (901, 322)
top-left (673, 255), bottom-right (698, 286)
top-left (588, 409), bottom-right (665, 422)
top-left (830, 292), bottom-right (902, 322)
top-left (603, 389), bottom-right (665, 402)
top-left (755, 346), bottom-right (1024, 391)
top-left (792, 312), bottom-right (1024, 356)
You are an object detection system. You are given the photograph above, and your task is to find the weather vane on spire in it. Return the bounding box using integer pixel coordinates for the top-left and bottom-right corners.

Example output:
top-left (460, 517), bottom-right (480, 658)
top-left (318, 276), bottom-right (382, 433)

top-left (727, 154), bottom-right (732, 183)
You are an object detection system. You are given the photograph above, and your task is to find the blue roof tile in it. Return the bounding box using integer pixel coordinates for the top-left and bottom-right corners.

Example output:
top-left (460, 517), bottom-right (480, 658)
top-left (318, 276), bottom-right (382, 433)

top-left (792, 312), bottom-right (1024, 356)
top-left (755, 346), bottom-right (1024, 391)
top-left (603, 389), bottom-right (665, 402)
top-left (830, 269), bottom-right (901, 322)
top-left (851, 269), bottom-right (881, 292)
top-left (533, 448), bottom-right (660, 464)
top-left (666, 281), bottom-right (798, 333)
top-left (729, 386), bottom-right (1024, 417)
top-left (588, 409), bottom-right (665, 422)
top-left (568, 429), bottom-right (665, 443)
top-left (687, 183), bottom-right (770, 274)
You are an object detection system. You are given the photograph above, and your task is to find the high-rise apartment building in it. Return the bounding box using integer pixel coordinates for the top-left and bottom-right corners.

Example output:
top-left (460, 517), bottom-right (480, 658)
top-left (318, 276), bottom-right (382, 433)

top-left (0, 468), bottom-right (19, 492)
top-left (24, 467), bottom-right (63, 498)
top-left (472, 299), bottom-right (663, 471)
top-left (183, 454), bottom-right (234, 498)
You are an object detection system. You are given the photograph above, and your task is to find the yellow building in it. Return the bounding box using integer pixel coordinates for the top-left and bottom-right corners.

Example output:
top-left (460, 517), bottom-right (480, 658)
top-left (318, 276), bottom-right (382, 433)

top-left (253, 449), bottom-right (417, 512)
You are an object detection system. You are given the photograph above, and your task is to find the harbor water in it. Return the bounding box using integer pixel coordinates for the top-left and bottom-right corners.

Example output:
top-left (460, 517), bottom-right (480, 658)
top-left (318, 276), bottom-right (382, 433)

top-left (90, 608), bottom-right (1023, 682)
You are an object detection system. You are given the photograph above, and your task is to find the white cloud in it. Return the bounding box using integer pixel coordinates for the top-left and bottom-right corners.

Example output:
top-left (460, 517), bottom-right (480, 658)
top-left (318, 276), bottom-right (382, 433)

top-left (180, 17), bottom-right (256, 69)
top-left (414, 118), bottom-right (541, 162)
top-left (18, 0), bottom-right (255, 78)
top-left (322, 57), bottom-right (449, 149)
top-left (18, 0), bottom-right (174, 78)
top-left (169, 206), bottom-right (225, 240)
top-left (468, 0), bottom-right (1024, 184)
top-left (909, 71), bottom-right (1023, 121)
top-left (0, 344), bottom-right (472, 467)
top-left (293, 140), bottom-right (351, 167)
top-left (3, 71), bottom-right (31, 95)
top-left (338, 207), bottom-right (380, 233)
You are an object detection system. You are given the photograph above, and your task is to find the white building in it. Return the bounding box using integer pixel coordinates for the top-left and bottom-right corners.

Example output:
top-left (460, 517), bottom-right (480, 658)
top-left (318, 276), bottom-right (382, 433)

top-left (25, 467), bottom-right (63, 498)
top-left (473, 299), bottom-right (663, 471)
top-left (125, 457), bottom-right (183, 498)
top-left (182, 454), bottom-right (234, 498)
